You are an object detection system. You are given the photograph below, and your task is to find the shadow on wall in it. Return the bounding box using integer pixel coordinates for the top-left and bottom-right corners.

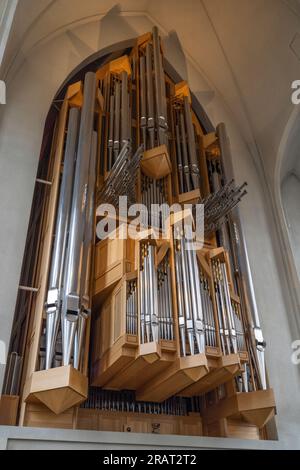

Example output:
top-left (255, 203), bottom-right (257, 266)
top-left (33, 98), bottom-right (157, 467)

top-left (99, 4), bottom-right (139, 50)
top-left (277, 106), bottom-right (300, 286)
top-left (281, 173), bottom-right (300, 281)
top-left (164, 29), bottom-right (215, 109)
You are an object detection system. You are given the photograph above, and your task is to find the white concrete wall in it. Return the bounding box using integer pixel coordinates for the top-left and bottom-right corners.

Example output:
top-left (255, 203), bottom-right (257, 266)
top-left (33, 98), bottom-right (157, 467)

top-left (0, 5), bottom-right (299, 449)
top-left (281, 174), bottom-right (300, 280)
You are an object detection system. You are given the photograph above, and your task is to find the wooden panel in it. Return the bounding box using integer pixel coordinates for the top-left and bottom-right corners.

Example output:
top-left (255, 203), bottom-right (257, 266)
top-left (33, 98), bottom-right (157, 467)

top-left (126, 416), bottom-right (149, 433)
top-left (91, 348), bottom-right (136, 387)
top-left (178, 188), bottom-right (201, 204)
top-left (95, 279), bottom-right (126, 359)
top-left (202, 132), bottom-right (217, 149)
top-left (76, 409), bottom-right (202, 436)
top-left (76, 408), bottom-right (99, 430)
top-left (100, 299), bottom-right (113, 356)
top-left (93, 235), bottom-right (135, 300)
top-left (24, 403), bottom-right (74, 429)
top-left (227, 418), bottom-right (260, 440)
top-left (96, 55), bottom-right (132, 80)
top-left (114, 287), bottom-right (123, 342)
top-left (237, 389), bottom-right (276, 411)
top-left (179, 413), bottom-right (203, 436)
top-left (100, 415), bottom-right (126, 432)
top-left (174, 81), bottom-right (191, 103)
top-left (95, 238), bottom-right (123, 278)
top-left (141, 145), bottom-right (172, 179)
top-left (0, 395), bottom-right (19, 425)
top-left (149, 416), bottom-right (178, 435)
top-left (205, 419), bottom-right (228, 438)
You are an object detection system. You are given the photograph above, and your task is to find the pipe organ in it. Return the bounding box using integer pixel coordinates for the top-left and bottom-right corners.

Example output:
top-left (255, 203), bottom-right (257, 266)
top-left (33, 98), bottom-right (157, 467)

top-left (0, 27), bottom-right (276, 440)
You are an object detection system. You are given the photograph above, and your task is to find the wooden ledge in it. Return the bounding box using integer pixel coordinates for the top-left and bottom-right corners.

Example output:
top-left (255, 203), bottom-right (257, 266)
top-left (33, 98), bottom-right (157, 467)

top-left (141, 145), bottom-right (172, 179)
top-left (179, 353), bottom-right (241, 397)
top-left (202, 389), bottom-right (276, 428)
top-left (139, 341), bottom-right (161, 363)
top-left (24, 365), bottom-right (88, 415)
top-left (101, 340), bottom-right (177, 391)
top-left (178, 188), bottom-right (201, 204)
top-left (175, 81), bottom-right (191, 103)
top-left (136, 353), bottom-right (209, 403)
top-left (91, 335), bottom-right (138, 387)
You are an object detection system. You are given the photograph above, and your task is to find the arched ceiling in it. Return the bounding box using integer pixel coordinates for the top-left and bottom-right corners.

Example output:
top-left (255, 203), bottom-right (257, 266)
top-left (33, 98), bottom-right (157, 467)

top-left (1, 0), bottom-right (299, 184)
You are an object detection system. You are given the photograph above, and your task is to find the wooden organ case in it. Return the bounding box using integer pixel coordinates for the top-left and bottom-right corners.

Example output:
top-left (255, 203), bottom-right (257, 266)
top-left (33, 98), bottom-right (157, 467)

top-left (1, 27), bottom-right (276, 441)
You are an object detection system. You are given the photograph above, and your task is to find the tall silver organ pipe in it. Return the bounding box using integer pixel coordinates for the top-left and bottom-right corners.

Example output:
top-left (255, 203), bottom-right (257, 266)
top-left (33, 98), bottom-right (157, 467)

top-left (45, 107), bottom-right (80, 370)
top-left (139, 55), bottom-right (147, 146)
top-left (152, 26), bottom-right (168, 148)
top-left (62, 71), bottom-right (97, 366)
top-left (183, 96), bottom-right (199, 189)
top-left (45, 71), bottom-right (97, 371)
top-left (107, 72), bottom-right (130, 170)
top-left (217, 122), bottom-right (267, 389)
top-left (146, 43), bottom-right (155, 149)
top-left (174, 230), bottom-right (205, 356)
top-left (121, 71), bottom-right (129, 144)
top-left (157, 254), bottom-right (174, 341)
top-left (139, 243), bottom-right (159, 343)
top-left (73, 131), bottom-right (97, 370)
top-left (113, 80), bottom-right (121, 160)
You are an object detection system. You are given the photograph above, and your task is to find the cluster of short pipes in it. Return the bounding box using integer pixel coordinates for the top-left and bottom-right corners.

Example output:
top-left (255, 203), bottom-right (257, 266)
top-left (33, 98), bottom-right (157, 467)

top-left (82, 388), bottom-right (202, 416)
top-left (141, 175), bottom-right (168, 230)
top-left (125, 231), bottom-right (246, 362)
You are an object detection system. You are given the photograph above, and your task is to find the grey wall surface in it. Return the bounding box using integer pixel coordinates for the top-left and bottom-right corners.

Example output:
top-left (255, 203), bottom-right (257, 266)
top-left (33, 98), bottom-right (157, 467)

top-left (282, 174), bottom-right (300, 280)
top-left (0, 2), bottom-right (299, 450)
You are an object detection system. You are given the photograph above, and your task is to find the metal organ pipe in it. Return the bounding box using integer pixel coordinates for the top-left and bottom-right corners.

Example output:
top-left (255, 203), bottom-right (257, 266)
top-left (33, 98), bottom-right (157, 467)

top-left (62, 71), bottom-right (96, 366)
top-left (183, 96), bottom-right (199, 190)
top-left (139, 243), bottom-right (159, 343)
top-left (179, 111), bottom-right (191, 192)
top-left (73, 130), bottom-right (98, 370)
top-left (217, 123), bottom-right (267, 389)
top-left (121, 71), bottom-right (130, 145)
top-left (139, 55), bottom-right (147, 147)
top-left (175, 124), bottom-right (184, 194)
top-left (44, 71), bottom-right (97, 371)
top-left (113, 80), bottom-right (121, 161)
top-left (152, 26), bottom-right (168, 147)
top-left (174, 229), bottom-right (216, 357)
top-left (108, 94), bottom-right (114, 170)
top-left (146, 43), bottom-right (155, 148)
top-left (157, 254), bottom-right (174, 341)
top-left (45, 107), bottom-right (80, 370)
